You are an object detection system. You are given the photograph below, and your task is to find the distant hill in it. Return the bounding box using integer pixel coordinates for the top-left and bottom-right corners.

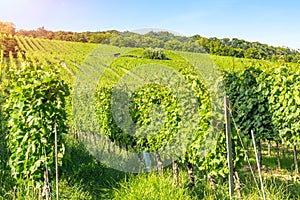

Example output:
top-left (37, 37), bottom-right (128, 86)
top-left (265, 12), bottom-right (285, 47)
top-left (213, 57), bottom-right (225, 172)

top-left (131, 28), bottom-right (183, 36)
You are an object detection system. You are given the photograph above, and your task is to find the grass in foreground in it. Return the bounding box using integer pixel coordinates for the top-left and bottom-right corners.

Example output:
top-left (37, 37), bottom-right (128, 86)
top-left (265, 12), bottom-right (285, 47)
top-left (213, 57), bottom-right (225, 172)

top-left (1, 134), bottom-right (300, 199)
top-left (112, 168), bottom-right (300, 200)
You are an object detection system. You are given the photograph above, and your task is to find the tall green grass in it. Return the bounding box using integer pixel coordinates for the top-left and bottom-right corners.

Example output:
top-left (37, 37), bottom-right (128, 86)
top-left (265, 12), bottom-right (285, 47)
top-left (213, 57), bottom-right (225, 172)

top-left (1, 134), bottom-right (300, 199)
top-left (113, 171), bottom-right (194, 200)
top-left (112, 168), bottom-right (300, 200)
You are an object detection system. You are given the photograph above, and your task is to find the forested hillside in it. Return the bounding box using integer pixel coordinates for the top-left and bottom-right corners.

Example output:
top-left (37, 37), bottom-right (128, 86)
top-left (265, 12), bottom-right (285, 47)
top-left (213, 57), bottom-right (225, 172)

top-left (1, 21), bottom-right (299, 63)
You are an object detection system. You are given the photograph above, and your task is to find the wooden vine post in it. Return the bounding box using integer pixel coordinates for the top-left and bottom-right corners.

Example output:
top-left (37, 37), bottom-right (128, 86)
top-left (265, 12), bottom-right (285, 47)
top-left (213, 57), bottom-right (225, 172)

top-left (55, 123), bottom-right (59, 200)
top-left (187, 162), bottom-right (194, 189)
top-left (276, 141), bottom-right (281, 170)
top-left (172, 159), bottom-right (179, 187)
top-left (224, 96), bottom-right (234, 198)
top-left (155, 152), bottom-right (163, 175)
top-left (293, 145), bottom-right (299, 175)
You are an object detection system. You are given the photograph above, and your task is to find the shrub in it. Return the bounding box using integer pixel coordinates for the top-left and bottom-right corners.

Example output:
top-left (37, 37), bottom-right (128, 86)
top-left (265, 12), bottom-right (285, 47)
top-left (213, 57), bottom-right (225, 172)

top-left (142, 48), bottom-right (168, 60)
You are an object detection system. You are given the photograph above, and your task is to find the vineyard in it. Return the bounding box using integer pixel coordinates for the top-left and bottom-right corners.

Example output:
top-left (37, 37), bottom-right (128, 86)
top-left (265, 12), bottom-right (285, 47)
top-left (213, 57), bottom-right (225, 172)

top-left (1, 33), bottom-right (300, 199)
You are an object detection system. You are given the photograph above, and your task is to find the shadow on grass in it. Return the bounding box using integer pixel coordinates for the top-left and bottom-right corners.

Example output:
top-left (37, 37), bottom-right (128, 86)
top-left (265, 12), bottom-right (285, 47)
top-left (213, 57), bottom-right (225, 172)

top-left (0, 132), bottom-right (128, 199)
top-left (239, 172), bottom-right (300, 199)
top-left (58, 137), bottom-right (300, 199)
top-left (246, 142), bottom-right (300, 173)
top-left (60, 133), bottom-right (128, 199)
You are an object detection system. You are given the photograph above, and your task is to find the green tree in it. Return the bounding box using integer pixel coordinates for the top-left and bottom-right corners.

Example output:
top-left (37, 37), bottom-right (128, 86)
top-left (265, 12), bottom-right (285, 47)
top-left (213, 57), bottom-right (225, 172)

top-left (0, 22), bottom-right (16, 35)
top-left (164, 39), bottom-right (182, 51)
top-left (196, 37), bottom-right (210, 53)
top-left (142, 48), bottom-right (167, 60)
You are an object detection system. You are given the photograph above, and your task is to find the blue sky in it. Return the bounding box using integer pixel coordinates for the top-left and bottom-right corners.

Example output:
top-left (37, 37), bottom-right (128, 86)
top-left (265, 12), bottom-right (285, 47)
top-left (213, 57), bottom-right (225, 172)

top-left (0, 0), bottom-right (299, 49)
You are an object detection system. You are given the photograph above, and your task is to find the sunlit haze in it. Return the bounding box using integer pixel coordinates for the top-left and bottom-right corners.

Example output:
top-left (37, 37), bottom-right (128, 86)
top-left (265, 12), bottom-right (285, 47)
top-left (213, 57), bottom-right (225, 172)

top-left (0, 0), bottom-right (299, 49)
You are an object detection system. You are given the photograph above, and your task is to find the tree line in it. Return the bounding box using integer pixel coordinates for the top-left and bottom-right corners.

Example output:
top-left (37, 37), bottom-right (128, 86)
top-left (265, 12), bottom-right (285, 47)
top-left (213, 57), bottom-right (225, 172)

top-left (193, 35), bottom-right (300, 63)
top-left (1, 21), bottom-right (300, 63)
top-left (0, 21), bottom-right (116, 43)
